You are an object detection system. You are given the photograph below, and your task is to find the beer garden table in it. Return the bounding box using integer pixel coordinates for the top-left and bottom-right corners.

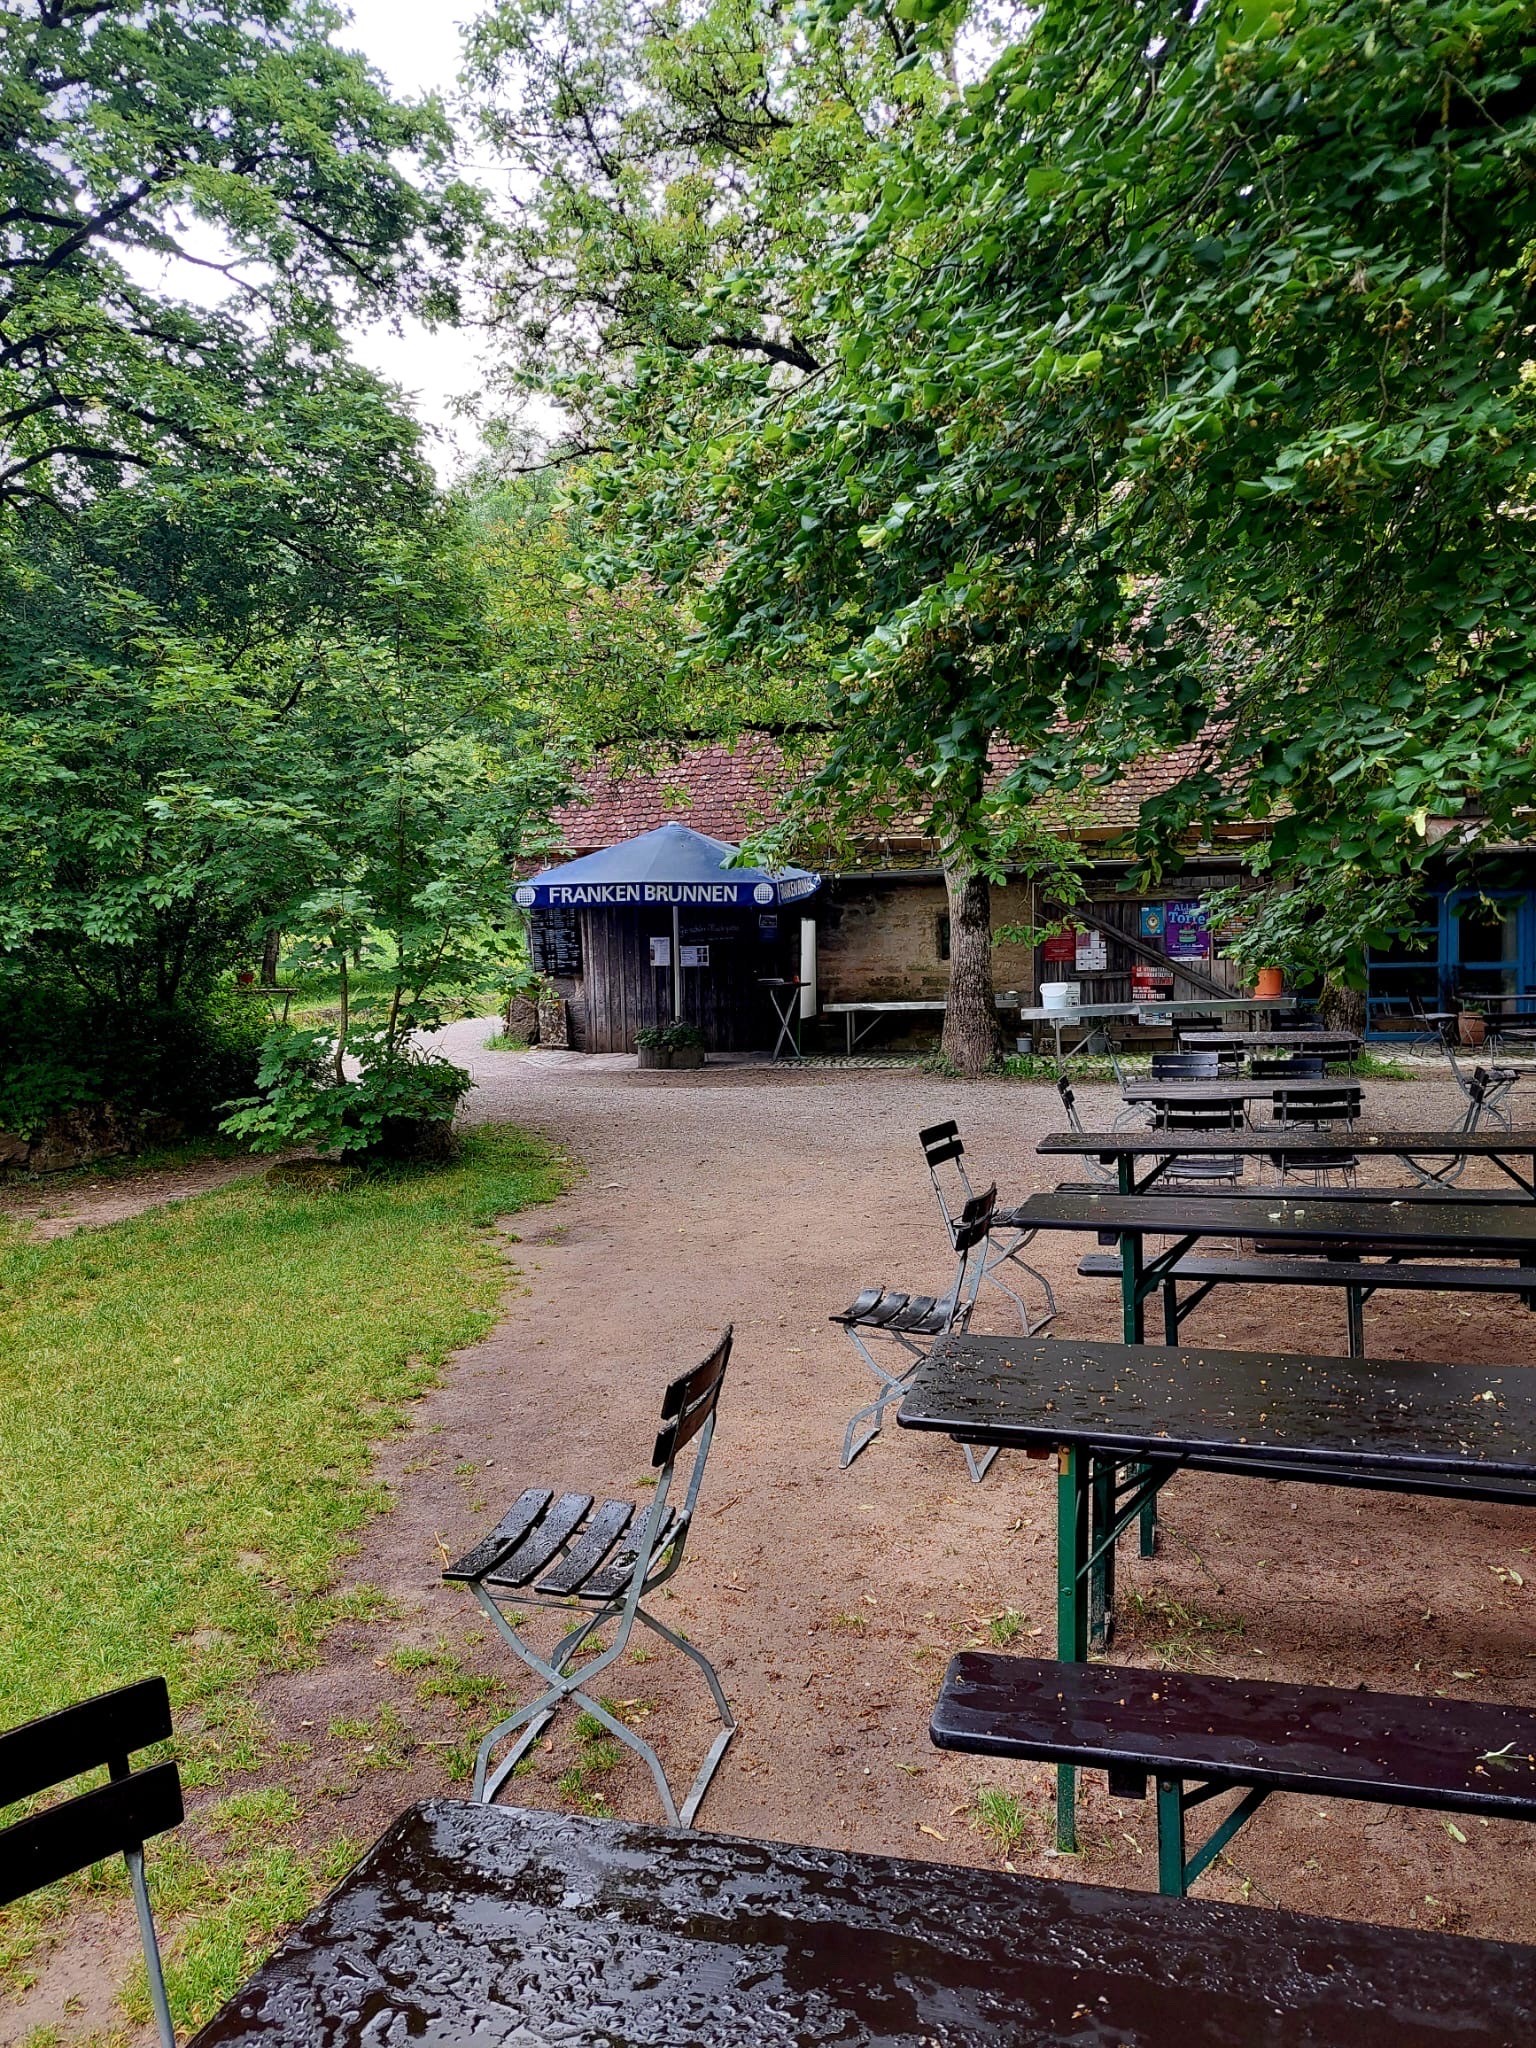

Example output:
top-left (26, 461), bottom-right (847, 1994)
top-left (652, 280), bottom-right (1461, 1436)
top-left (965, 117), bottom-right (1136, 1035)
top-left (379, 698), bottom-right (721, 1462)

top-left (1038, 1127), bottom-right (1536, 1198)
top-left (187, 1799), bottom-right (1536, 2046)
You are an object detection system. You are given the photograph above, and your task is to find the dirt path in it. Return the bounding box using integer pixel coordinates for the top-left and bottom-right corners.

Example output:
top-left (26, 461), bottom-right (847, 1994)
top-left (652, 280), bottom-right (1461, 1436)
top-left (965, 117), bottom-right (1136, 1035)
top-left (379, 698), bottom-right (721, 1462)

top-left (0, 1154), bottom-right (265, 1240)
top-left (9, 1034), bottom-right (1536, 2041)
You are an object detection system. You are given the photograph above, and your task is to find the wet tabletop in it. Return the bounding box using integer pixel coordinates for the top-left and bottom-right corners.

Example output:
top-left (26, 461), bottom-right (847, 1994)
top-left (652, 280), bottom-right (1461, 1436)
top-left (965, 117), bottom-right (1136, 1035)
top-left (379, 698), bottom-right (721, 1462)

top-left (1038, 1127), bottom-right (1536, 1158)
top-left (1014, 1189), bottom-right (1536, 1248)
top-left (1177, 1031), bottom-right (1362, 1049)
top-left (187, 1801), bottom-right (1536, 2046)
top-left (900, 1334), bottom-right (1536, 1477)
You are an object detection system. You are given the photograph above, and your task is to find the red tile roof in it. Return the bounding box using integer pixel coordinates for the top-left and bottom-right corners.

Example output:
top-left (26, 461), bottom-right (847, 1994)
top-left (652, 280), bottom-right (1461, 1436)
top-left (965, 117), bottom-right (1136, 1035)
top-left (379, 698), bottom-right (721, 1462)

top-left (552, 738), bottom-right (1245, 857)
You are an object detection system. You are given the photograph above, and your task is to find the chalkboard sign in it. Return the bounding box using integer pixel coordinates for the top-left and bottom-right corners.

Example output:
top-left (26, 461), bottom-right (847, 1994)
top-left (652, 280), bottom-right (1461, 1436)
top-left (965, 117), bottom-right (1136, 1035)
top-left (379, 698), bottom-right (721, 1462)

top-left (530, 908), bottom-right (582, 979)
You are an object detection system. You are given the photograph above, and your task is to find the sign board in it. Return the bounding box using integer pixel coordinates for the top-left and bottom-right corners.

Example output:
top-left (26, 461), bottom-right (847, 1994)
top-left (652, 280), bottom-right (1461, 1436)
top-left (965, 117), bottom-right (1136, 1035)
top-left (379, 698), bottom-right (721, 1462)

top-left (1042, 928), bottom-right (1077, 965)
top-left (1131, 962), bottom-right (1174, 997)
top-left (1139, 905), bottom-right (1167, 941)
top-left (529, 907), bottom-right (582, 979)
top-left (680, 944), bottom-right (709, 968)
top-left (515, 875), bottom-right (819, 909)
top-left (1074, 928), bottom-right (1108, 973)
top-left (1165, 900), bottom-right (1210, 961)
top-left (758, 913), bottom-right (778, 943)
top-left (649, 936), bottom-right (671, 967)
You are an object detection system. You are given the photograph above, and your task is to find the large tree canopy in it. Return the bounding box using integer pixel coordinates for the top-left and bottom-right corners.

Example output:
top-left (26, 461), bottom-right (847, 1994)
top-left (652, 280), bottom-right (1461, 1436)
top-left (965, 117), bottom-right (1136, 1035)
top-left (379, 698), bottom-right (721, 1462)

top-left (0, 0), bottom-right (475, 513)
top-left (474, 0), bottom-right (1536, 896)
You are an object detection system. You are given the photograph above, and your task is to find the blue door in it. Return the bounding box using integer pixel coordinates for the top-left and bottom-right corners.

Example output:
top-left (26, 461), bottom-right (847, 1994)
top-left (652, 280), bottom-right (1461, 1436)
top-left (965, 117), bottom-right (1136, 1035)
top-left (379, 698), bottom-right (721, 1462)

top-left (1442, 889), bottom-right (1535, 1007)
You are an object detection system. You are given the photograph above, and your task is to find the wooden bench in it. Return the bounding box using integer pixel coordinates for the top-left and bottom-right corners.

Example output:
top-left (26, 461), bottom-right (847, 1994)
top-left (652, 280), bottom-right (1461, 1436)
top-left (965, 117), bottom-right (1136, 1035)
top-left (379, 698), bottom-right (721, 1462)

top-left (1076, 1249), bottom-right (1536, 1352)
top-left (186, 1799), bottom-right (1536, 2045)
top-left (933, 1652), bottom-right (1536, 1898)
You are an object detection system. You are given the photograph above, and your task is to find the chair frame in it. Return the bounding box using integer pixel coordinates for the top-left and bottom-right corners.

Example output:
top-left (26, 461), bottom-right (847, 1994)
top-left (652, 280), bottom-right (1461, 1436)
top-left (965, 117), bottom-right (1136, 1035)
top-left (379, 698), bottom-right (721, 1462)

top-left (0, 1679), bottom-right (182, 2047)
top-left (918, 1121), bottom-right (1056, 1333)
top-left (445, 1330), bottom-right (735, 1828)
top-left (832, 1185), bottom-right (998, 1479)
top-left (1266, 1083), bottom-right (1362, 1188)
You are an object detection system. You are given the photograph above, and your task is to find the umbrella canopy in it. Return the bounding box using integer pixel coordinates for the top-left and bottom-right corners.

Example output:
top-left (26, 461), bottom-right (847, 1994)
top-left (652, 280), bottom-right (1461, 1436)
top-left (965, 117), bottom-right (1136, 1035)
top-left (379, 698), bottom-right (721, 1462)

top-left (514, 822), bottom-right (821, 911)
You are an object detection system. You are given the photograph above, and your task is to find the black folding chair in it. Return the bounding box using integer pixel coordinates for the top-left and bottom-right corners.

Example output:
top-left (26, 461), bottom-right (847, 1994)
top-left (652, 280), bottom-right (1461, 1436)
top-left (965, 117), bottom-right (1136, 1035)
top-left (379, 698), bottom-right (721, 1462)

top-left (1446, 1044), bottom-right (1517, 1130)
top-left (1267, 1084), bottom-right (1362, 1186)
top-left (1150, 1097), bottom-right (1244, 1185)
top-left (1057, 1075), bottom-right (1120, 1186)
top-left (1151, 1051), bottom-right (1221, 1080)
top-left (832, 1184), bottom-right (998, 1480)
top-left (445, 1330), bottom-right (735, 1827)
top-left (1, 1679), bottom-right (182, 2046)
top-left (1249, 1055), bottom-right (1325, 1079)
top-left (918, 1121), bottom-right (1056, 1332)
top-left (1403, 1068), bottom-right (1502, 1186)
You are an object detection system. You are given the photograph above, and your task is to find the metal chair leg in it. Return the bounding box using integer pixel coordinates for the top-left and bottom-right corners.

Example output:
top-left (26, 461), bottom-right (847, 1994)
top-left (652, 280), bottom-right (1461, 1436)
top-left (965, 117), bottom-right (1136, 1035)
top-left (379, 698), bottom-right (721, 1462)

top-left (962, 1442), bottom-right (998, 1483)
top-left (126, 1847), bottom-right (175, 2048)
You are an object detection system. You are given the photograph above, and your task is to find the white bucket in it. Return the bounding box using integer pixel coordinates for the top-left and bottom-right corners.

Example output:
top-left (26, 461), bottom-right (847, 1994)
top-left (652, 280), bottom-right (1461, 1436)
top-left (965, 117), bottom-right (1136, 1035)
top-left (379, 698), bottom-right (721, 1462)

top-left (1040, 981), bottom-right (1081, 1012)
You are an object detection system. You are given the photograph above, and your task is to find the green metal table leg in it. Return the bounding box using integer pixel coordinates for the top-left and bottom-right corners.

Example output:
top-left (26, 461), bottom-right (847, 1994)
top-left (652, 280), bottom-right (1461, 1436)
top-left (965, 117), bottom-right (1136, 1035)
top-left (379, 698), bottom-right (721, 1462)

top-left (1346, 1285), bottom-right (1364, 1357)
top-left (1118, 1229), bottom-right (1146, 1344)
top-left (1089, 1454), bottom-right (1116, 1650)
top-left (1155, 1775), bottom-right (1187, 1896)
top-left (1055, 1444), bottom-right (1090, 1853)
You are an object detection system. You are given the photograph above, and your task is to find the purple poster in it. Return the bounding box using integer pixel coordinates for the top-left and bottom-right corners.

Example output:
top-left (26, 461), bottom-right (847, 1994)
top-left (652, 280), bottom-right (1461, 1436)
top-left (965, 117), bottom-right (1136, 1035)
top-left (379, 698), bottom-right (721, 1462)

top-left (1164, 899), bottom-right (1210, 962)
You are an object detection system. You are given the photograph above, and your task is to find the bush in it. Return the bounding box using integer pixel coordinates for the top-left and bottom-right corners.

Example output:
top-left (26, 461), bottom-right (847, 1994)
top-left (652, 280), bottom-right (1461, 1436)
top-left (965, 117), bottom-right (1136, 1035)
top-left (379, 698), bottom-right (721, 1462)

top-left (635, 1022), bottom-right (704, 1051)
top-left (0, 980), bottom-right (266, 1140)
top-left (219, 1029), bottom-right (473, 1158)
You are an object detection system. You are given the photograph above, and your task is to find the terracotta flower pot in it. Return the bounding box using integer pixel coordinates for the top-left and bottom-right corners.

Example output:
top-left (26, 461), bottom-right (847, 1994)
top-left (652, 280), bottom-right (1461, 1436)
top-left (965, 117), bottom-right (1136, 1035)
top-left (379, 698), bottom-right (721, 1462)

top-left (1459, 1013), bottom-right (1487, 1048)
top-left (1254, 966), bottom-right (1284, 999)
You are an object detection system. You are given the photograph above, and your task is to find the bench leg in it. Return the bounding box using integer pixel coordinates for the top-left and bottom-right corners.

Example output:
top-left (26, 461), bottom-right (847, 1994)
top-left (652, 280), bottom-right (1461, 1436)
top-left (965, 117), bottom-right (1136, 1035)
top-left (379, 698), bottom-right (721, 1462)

top-left (1118, 1231), bottom-right (1145, 1343)
top-left (1155, 1776), bottom-right (1188, 1897)
top-left (1346, 1286), bottom-right (1364, 1357)
top-left (1089, 1455), bottom-right (1116, 1650)
top-left (1055, 1444), bottom-right (1090, 1853)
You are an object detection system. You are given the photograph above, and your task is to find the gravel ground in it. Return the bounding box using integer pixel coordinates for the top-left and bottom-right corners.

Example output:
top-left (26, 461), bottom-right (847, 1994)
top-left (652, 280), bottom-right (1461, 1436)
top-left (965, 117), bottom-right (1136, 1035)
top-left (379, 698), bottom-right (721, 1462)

top-left (9, 1031), bottom-right (1536, 2042)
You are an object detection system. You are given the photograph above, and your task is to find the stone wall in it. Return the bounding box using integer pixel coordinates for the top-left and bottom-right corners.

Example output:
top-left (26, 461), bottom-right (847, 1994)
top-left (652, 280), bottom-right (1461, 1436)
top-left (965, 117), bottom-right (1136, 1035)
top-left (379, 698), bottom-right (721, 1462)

top-left (813, 877), bottom-right (1039, 1006)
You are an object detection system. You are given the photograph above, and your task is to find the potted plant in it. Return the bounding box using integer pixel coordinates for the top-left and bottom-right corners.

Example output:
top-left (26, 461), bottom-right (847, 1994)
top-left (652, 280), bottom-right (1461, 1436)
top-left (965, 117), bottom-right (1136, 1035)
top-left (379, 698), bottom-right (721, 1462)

top-left (636, 1022), bottom-right (706, 1069)
top-left (1459, 999), bottom-right (1487, 1048)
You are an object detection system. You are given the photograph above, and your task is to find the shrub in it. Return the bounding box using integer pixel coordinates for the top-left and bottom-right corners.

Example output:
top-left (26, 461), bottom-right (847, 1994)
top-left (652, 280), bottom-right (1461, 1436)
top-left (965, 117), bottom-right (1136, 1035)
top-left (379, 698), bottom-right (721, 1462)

top-left (635, 1022), bottom-right (704, 1051)
top-left (219, 1030), bottom-right (472, 1158)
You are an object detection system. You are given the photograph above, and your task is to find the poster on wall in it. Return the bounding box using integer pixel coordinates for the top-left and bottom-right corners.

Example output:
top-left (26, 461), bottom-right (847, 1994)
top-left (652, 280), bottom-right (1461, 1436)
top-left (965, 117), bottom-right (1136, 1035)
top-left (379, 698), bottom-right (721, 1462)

top-left (1165, 900), bottom-right (1210, 961)
top-left (680, 944), bottom-right (709, 967)
top-left (1074, 928), bottom-right (1108, 973)
top-left (649, 936), bottom-right (671, 967)
top-left (1042, 928), bottom-right (1077, 965)
top-left (1131, 963), bottom-right (1174, 998)
top-left (1139, 905), bottom-right (1166, 941)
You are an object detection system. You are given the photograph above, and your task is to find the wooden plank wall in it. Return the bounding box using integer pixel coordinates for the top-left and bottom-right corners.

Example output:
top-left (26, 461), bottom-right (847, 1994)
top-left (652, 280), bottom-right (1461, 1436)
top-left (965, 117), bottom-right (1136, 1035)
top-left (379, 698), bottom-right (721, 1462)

top-left (568, 909), bottom-right (796, 1052)
top-left (1041, 879), bottom-right (1247, 1008)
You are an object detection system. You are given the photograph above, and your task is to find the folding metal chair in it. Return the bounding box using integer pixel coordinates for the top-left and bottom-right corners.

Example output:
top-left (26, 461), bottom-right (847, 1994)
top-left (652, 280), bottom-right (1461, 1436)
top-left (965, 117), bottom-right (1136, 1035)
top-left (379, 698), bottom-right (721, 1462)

top-left (1446, 1044), bottom-right (1517, 1130)
top-left (1402, 1067), bottom-right (1499, 1186)
top-left (1, 1680), bottom-right (182, 2047)
top-left (1057, 1074), bottom-right (1120, 1186)
top-left (1249, 1055), bottom-right (1325, 1079)
top-left (1150, 1051), bottom-right (1221, 1080)
top-left (1150, 1096), bottom-right (1244, 1185)
top-left (445, 1329), bottom-right (735, 1827)
top-left (1266, 1084), bottom-right (1362, 1187)
top-left (832, 1184), bottom-right (998, 1480)
top-left (918, 1120), bottom-right (1055, 1332)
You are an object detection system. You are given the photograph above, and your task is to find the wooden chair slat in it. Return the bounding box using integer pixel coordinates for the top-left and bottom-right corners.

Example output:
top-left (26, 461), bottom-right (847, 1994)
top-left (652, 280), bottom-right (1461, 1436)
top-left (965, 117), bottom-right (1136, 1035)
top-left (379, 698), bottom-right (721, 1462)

top-left (0, 1678), bottom-right (171, 1809)
top-left (536, 1501), bottom-right (634, 1596)
top-left (0, 1762), bottom-right (183, 1910)
top-left (581, 1507), bottom-right (679, 1602)
top-left (659, 1329), bottom-right (732, 1422)
top-left (442, 1490), bottom-right (553, 1584)
top-left (483, 1494), bottom-right (593, 1587)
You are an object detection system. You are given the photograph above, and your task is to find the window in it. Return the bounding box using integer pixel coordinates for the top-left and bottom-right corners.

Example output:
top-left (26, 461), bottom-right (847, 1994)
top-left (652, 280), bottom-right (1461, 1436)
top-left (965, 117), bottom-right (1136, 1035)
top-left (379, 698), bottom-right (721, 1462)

top-left (935, 913), bottom-right (951, 961)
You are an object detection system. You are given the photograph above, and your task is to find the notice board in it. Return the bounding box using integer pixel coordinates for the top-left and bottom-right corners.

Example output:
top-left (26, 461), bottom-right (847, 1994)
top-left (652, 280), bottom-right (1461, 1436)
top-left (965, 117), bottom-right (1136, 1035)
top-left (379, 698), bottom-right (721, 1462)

top-left (530, 907), bottom-right (583, 979)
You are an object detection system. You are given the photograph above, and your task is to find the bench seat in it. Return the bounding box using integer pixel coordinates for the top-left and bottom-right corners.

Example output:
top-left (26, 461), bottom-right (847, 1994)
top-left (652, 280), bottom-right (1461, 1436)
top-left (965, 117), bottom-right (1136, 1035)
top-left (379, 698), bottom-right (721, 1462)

top-left (932, 1652), bottom-right (1536, 1895)
top-left (1077, 1251), bottom-right (1536, 1297)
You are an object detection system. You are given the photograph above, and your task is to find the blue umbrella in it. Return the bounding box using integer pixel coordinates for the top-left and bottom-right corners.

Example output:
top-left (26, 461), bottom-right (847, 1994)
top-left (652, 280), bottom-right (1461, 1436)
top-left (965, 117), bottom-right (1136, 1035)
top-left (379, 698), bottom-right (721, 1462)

top-left (513, 822), bottom-right (820, 911)
top-left (514, 822), bottom-right (821, 1022)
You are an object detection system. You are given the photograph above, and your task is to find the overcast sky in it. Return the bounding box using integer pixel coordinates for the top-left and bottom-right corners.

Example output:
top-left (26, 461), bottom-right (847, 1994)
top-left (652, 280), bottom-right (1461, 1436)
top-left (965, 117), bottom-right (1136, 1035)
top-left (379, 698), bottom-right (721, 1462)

top-left (338, 0), bottom-right (531, 478)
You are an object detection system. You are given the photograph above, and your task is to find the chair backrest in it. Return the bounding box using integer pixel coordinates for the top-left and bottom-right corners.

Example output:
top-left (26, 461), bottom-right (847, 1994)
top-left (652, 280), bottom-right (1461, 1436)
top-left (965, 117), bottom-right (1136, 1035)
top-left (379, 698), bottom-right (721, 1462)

top-left (0, 1680), bottom-right (182, 1911)
top-left (1057, 1074), bottom-right (1085, 1134)
top-left (951, 1182), bottom-right (997, 1255)
top-left (1151, 1052), bottom-right (1220, 1079)
top-left (918, 1119), bottom-right (977, 1238)
top-left (653, 1326), bottom-right (732, 1475)
top-left (1274, 1086), bottom-right (1360, 1128)
top-left (1250, 1055), bottom-right (1325, 1079)
top-left (1154, 1098), bottom-right (1242, 1133)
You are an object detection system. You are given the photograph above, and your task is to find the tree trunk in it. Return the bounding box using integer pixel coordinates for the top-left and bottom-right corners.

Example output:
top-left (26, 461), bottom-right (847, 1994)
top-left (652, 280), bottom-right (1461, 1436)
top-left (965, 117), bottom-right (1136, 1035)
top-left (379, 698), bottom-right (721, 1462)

top-left (942, 856), bottom-right (1003, 1078)
top-left (260, 926), bottom-right (282, 986)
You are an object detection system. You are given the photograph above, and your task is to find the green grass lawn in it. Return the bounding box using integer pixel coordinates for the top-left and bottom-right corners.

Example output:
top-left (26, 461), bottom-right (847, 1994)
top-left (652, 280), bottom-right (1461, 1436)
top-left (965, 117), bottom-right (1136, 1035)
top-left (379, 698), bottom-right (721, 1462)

top-left (0, 1126), bottom-right (563, 2032)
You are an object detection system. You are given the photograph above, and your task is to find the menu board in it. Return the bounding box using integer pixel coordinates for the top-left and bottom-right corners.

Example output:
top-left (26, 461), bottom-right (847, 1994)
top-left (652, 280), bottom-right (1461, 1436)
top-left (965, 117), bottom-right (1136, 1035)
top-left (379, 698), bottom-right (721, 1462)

top-left (529, 907), bottom-right (582, 979)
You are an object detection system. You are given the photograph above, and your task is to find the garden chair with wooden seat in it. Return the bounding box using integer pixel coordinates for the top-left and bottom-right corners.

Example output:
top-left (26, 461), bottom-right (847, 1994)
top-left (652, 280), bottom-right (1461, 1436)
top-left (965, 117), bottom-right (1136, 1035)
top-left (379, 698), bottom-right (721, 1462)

top-left (918, 1120), bottom-right (1056, 1333)
top-left (1266, 1082), bottom-right (1362, 1187)
top-left (832, 1183), bottom-right (998, 1480)
top-left (444, 1329), bottom-right (736, 1828)
top-left (1248, 1054), bottom-right (1325, 1079)
top-left (1, 1679), bottom-right (183, 2046)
